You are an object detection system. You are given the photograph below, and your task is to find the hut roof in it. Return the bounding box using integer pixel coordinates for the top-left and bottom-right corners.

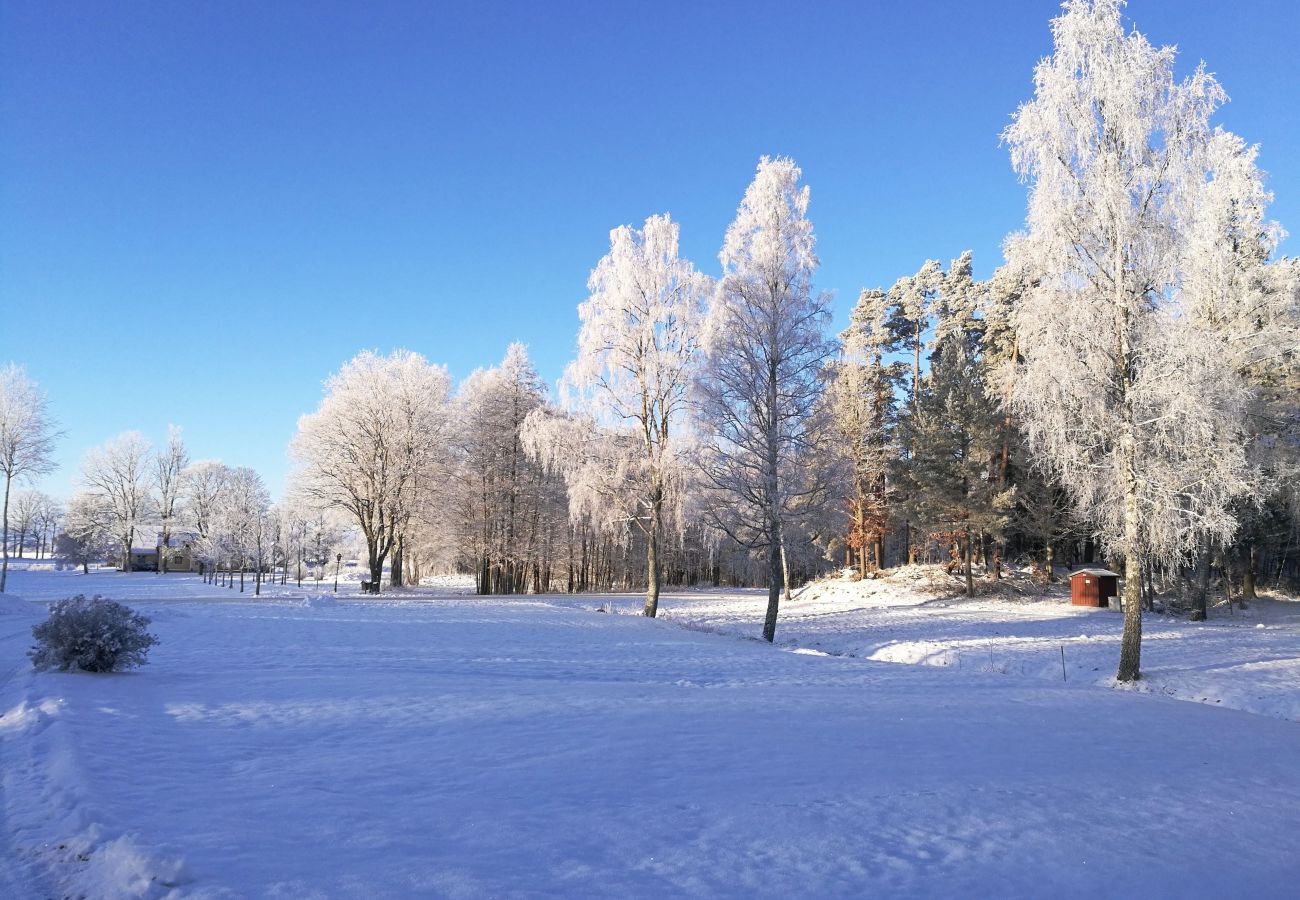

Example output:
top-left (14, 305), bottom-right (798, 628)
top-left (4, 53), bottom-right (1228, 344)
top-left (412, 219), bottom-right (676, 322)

top-left (1071, 567), bottom-right (1120, 578)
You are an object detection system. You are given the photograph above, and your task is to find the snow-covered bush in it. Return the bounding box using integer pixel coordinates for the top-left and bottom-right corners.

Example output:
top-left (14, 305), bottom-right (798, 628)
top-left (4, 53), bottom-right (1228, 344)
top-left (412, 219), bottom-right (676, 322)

top-left (29, 595), bottom-right (159, 673)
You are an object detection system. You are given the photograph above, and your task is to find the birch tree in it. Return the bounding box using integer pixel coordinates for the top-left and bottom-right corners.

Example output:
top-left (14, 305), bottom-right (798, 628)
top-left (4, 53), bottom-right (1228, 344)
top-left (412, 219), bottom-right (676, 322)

top-left (81, 432), bottom-right (154, 572)
top-left (565, 214), bottom-right (711, 616)
top-left (1004, 0), bottom-right (1258, 680)
top-left (696, 156), bottom-right (834, 642)
top-left (0, 364), bottom-right (59, 591)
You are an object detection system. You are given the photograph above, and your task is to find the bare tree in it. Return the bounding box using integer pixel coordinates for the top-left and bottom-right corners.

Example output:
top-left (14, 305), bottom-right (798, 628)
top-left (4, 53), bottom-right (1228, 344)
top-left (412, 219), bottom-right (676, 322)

top-left (0, 364), bottom-right (60, 591)
top-left (152, 425), bottom-right (189, 573)
top-left (81, 432), bottom-right (154, 572)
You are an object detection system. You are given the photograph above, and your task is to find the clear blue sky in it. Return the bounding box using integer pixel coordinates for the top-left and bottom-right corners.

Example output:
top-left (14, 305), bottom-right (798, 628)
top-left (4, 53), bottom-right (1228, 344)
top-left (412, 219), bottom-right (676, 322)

top-left (3, 0), bottom-right (1297, 499)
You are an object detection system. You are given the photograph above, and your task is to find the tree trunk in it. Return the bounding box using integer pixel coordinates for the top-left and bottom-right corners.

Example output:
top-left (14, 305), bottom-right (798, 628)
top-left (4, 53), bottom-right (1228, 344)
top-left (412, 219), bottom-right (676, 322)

top-left (1242, 543), bottom-right (1257, 601)
top-left (964, 528), bottom-right (974, 598)
top-left (644, 491), bottom-right (661, 617)
top-left (1191, 548), bottom-right (1211, 621)
top-left (762, 517), bottom-right (783, 643)
top-left (1116, 434), bottom-right (1143, 682)
top-left (780, 533), bottom-right (792, 603)
top-left (0, 475), bottom-right (10, 593)
top-left (391, 534), bottom-right (404, 588)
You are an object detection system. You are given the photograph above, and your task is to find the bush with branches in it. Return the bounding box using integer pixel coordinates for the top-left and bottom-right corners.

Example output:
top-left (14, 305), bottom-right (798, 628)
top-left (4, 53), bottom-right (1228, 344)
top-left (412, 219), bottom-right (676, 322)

top-left (29, 595), bottom-right (159, 673)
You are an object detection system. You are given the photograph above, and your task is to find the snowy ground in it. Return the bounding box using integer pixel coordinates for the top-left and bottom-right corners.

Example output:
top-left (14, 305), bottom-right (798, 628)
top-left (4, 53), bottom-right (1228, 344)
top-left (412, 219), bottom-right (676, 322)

top-left (547, 567), bottom-right (1300, 724)
top-left (2, 566), bottom-right (1300, 897)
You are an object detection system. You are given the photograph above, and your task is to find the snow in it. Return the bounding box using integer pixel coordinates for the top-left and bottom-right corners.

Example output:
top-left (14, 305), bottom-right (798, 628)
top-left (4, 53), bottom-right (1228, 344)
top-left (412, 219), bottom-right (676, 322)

top-left (2, 568), bottom-right (1300, 897)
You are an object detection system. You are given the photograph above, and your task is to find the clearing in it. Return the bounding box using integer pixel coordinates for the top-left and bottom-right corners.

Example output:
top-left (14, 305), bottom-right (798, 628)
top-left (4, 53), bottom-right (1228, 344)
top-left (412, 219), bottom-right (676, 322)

top-left (1, 565), bottom-right (1298, 898)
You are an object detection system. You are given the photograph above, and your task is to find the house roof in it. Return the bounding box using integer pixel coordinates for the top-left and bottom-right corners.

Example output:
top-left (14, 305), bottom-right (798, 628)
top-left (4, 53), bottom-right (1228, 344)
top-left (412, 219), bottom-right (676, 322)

top-left (1071, 567), bottom-right (1120, 578)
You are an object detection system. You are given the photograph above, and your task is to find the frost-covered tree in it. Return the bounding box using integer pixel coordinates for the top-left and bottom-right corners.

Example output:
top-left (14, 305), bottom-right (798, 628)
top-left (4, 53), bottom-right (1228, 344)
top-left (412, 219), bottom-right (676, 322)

top-left (1180, 131), bottom-right (1300, 606)
top-left (828, 288), bottom-right (902, 572)
top-left (292, 350), bottom-right (451, 591)
top-left (522, 405), bottom-right (648, 584)
top-left (217, 466), bottom-right (269, 592)
top-left (886, 260), bottom-right (942, 564)
top-left (455, 344), bottom-right (564, 594)
top-left (1004, 0), bottom-right (1259, 680)
top-left (152, 425), bottom-right (189, 573)
top-left (60, 491), bottom-right (113, 573)
top-left (0, 364), bottom-right (59, 591)
top-left (31, 492), bottom-right (62, 559)
top-left (182, 459), bottom-right (230, 543)
top-left (902, 328), bottom-right (1011, 597)
top-left (81, 431), bottom-right (154, 572)
top-left (9, 489), bottom-right (41, 558)
top-left (696, 156), bottom-right (834, 642)
top-left (565, 214), bottom-right (711, 616)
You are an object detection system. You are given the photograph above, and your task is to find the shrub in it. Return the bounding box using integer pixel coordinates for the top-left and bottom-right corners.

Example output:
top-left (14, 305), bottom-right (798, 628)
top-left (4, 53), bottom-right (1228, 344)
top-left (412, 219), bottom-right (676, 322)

top-left (29, 595), bottom-right (159, 673)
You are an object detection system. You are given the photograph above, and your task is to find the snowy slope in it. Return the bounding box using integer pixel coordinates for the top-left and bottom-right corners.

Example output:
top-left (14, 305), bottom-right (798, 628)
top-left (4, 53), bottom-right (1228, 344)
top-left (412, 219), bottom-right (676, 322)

top-left (2, 574), bottom-right (1300, 897)
top-left (552, 568), bottom-right (1300, 723)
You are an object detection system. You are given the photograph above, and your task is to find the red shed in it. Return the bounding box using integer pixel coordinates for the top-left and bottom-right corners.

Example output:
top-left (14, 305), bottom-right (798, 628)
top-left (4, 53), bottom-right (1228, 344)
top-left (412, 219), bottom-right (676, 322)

top-left (1070, 568), bottom-right (1119, 607)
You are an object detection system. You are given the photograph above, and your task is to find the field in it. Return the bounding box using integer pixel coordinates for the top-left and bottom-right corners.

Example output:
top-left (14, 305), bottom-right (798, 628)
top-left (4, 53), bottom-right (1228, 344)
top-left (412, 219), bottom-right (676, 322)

top-left (2, 565), bottom-right (1299, 898)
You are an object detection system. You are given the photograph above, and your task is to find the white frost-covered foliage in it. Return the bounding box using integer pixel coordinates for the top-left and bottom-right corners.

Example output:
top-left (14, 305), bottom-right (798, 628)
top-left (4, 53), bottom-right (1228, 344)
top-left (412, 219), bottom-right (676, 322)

top-left (80, 432), bottom-right (154, 571)
top-left (563, 213), bottom-right (711, 615)
top-left (1003, 0), bottom-right (1258, 571)
top-left (521, 405), bottom-right (656, 539)
top-left (30, 595), bottom-right (158, 673)
top-left (292, 350), bottom-right (451, 589)
top-left (696, 156), bottom-right (833, 641)
top-left (0, 364), bottom-right (59, 592)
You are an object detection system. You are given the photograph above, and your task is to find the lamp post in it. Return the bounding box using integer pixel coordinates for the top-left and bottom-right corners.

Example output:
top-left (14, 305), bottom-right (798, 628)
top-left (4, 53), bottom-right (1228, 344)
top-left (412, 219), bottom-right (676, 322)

top-left (334, 553), bottom-right (342, 593)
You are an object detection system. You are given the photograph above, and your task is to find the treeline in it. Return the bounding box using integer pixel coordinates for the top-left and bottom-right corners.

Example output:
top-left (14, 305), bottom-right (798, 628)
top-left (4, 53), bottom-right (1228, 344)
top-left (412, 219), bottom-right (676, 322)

top-left (2, 1), bottom-right (1297, 683)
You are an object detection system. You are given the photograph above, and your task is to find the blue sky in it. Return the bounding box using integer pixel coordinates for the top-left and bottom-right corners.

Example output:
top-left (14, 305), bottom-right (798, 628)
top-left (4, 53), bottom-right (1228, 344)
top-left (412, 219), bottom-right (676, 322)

top-left (3, 0), bottom-right (1298, 499)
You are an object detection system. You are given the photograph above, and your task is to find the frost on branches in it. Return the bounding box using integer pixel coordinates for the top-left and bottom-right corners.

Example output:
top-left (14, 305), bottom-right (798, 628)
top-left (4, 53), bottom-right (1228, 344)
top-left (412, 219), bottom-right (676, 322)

top-left (1003, 0), bottom-right (1268, 680)
top-left (696, 156), bottom-right (834, 642)
top-left (292, 350), bottom-right (451, 592)
top-left (563, 213), bottom-right (711, 617)
top-left (0, 364), bottom-right (60, 592)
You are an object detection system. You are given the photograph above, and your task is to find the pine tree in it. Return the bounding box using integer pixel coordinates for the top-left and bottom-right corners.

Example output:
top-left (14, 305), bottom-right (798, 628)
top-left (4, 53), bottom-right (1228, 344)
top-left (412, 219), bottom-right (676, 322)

top-left (829, 288), bottom-right (903, 572)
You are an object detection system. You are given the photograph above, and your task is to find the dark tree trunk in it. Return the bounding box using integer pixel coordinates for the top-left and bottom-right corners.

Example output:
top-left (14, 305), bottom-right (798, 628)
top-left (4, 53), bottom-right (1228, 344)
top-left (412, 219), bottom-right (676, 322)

top-left (1190, 550), bottom-right (1211, 621)
top-left (762, 519), bottom-right (783, 643)
top-left (391, 534), bottom-right (404, 588)
top-left (0, 476), bottom-right (10, 593)
top-left (644, 491), bottom-right (661, 617)
top-left (1242, 543), bottom-right (1257, 601)
top-left (964, 528), bottom-right (974, 598)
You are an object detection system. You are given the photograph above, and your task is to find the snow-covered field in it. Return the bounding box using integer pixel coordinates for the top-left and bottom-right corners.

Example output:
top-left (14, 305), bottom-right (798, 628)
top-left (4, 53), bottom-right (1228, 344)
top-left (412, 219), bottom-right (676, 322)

top-left (2, 566), bottom-right (1300, 898)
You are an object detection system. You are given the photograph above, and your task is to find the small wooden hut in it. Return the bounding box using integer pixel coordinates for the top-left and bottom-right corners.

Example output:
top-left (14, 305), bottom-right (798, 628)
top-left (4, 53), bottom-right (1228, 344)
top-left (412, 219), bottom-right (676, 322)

top-left (1070, 568), bottom-right (1119, 607)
